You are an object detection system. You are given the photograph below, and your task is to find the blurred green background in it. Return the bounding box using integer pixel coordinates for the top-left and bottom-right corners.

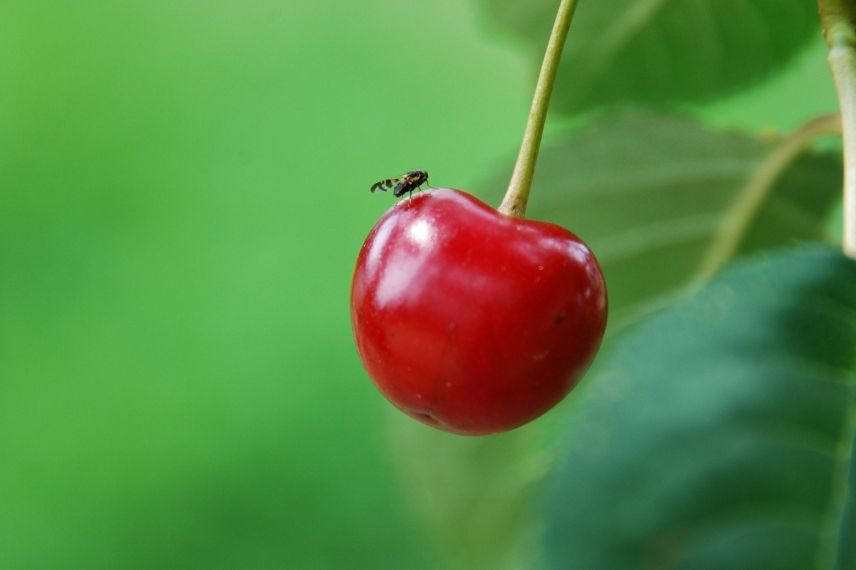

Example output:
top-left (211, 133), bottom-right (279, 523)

top-left (0, 1), bottom-right (840, 568)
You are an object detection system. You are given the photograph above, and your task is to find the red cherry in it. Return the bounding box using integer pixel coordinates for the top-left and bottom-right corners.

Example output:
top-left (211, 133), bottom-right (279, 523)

top-left (351, 189), bottom-right (607, 435)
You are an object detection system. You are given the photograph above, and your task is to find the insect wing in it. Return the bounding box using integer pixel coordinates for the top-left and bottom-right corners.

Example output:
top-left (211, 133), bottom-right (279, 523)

top-left (370, 178), bottom-right (398, 193)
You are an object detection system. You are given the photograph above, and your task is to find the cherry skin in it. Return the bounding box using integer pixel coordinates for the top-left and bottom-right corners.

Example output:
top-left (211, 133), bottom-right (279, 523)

top-left (351, 188), bottom-right (607, 435)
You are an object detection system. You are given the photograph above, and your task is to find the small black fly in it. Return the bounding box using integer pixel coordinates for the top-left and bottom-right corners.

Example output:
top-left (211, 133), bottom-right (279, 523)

top-left (370, 170), bottom-right (429, 198)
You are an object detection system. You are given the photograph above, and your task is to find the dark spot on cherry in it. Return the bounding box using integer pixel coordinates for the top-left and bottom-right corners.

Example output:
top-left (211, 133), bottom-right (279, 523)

top-left (414, 411), bottom-right (440, 426)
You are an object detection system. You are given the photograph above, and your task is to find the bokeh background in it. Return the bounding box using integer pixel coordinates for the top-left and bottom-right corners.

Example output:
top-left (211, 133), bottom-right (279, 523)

top-left (0, 1), bottom-right (840, 568)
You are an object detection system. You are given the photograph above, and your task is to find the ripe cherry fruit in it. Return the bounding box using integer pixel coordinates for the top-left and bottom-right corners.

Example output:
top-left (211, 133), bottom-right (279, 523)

top-left (350, 188), bottom-right (607, 435)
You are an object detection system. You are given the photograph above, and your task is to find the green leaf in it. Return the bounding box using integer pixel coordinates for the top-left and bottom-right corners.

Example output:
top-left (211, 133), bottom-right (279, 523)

top-left (544, 246), bottom-right (856, 569)
top-left (478, 0), bottom-right (819, 113)
top-left (483, 111), bottom-right (842, 330)
top-left (397, 112), bottom-right (841, 569)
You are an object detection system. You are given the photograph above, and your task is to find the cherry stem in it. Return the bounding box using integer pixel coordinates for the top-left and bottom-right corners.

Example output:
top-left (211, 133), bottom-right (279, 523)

top-left (819, 0), bottom-right (856, 259)
top-left (499, 0), bottom-right (580, 218)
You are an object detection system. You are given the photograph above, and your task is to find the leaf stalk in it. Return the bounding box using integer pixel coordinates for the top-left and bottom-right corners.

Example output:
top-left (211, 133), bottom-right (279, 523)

top-left (695, 114), bottom-right (842, 282)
